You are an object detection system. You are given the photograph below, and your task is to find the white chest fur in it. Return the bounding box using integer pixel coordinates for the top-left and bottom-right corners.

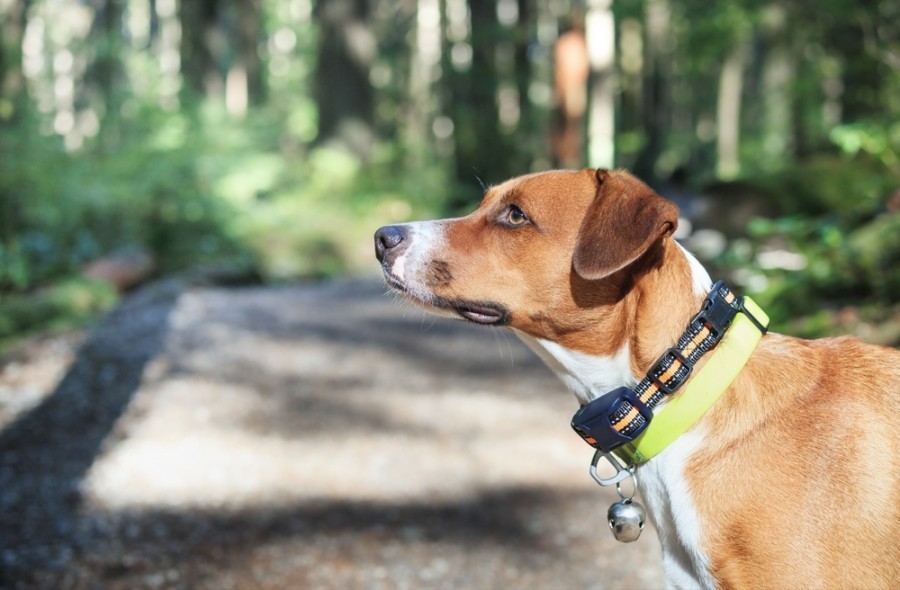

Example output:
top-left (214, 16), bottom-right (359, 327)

top-left (637, 432), bottom-right (715, 589)
top-left (513, 331), bottom-right (715, 589)
top-left (512, 243), bottom-right (716, 587)
top-left (512, 331), bottom-right (636, 405)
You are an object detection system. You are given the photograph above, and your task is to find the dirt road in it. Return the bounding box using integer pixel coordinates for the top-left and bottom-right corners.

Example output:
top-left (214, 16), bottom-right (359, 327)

top-left (0, 278), bottom-right (664, 589)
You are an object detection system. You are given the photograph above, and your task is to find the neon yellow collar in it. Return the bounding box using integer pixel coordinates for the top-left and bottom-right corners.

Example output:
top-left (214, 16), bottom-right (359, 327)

top-left (615, 296), bottom-right (769, 464)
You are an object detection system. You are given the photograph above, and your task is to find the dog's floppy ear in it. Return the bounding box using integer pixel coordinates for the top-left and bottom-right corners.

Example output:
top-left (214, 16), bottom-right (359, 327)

top-left (573, 169), bottom-right (679, 280)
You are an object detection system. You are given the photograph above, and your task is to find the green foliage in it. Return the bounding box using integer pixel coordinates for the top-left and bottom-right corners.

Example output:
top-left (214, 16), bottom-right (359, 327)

top-left (830, 121), bottom-right (900, 169)
top-left (0, 102), bottom-right (455, 293)
top-left (748, 155), bottom-right (895, 217)
top-left (2, 0), bottom-right (898, 348)
top-left (0, 277), bottom-right (118, 341)
top-left (747, 212), bottom-right (899, 304)
top-left (216, 138), bottom-right (454, 282)
top-left (715, 153), bottom-right (900, 343)
top-left (0, 98), bottom-right (457, 346)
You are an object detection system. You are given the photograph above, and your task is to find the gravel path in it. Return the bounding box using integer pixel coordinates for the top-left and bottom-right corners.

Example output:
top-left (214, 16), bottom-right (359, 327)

top-left (0, 278), bottom-right (663, 589)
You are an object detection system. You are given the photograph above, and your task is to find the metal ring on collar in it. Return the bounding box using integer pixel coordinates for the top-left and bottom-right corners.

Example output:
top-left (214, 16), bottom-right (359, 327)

top-left (589, 449), bottom-right (634, 487)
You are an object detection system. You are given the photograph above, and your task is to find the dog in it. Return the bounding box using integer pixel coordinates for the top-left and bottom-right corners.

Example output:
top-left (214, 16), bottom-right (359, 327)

top-left (374, 168), bottom-right (899, 589)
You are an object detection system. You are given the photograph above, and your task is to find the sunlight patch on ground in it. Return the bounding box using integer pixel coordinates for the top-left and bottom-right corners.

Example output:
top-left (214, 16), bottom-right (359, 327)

top-left (81, 375), bottom-right (591, 510)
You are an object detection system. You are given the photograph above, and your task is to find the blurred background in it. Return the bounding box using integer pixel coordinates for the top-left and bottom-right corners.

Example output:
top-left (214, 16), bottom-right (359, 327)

top-left (0, 0), bottom-right (897, 343)
top-left (0, 0), bottom-right (898, 588)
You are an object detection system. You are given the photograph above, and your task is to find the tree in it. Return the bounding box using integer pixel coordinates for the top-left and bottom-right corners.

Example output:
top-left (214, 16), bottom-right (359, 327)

top-left (759, 5), bottom-right (794, 163)
top-left (586, 0), bottom-right (616, 168)
top-left (179, 0), bottom-right (221, 101)
top-left (407, 0), bottom-right (442, 159)
top-left (84, 0), bottom-right (127, 144)
top-left (313, 0), bottom-right (376, 158)
top-left (514, 0), bottom-right (534, 162)
top-left (633, 0), bottom-right (671, 180)
top-left (445, 0), bottom-right (509, 201)
top-left (716, 38), bottom-right (746, 179)
top-left (0, 0), bottom-right (29, 292)
top-left (233, 0), bottom-right (266, 112)
top-left (0, 0), bottom-right (29, 124)
top-left (551, 17), bottom-right (588, 168)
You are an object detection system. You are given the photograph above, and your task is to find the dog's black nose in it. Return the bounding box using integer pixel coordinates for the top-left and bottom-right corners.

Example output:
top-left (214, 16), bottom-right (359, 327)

top-left (374, 225), bottom-right (407, 262)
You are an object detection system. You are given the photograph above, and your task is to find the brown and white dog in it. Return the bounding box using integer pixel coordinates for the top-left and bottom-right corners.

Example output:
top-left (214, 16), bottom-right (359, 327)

top-left (374, 169), bottom-right (900, 589)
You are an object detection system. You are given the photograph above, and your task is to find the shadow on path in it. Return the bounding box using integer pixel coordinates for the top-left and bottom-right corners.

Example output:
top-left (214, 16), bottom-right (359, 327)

top-left (0, 281), bottom-right (182, 583)
top-left (14, 485), bottom-right (597, 589)
top-left (0, 279), bottom-right (664, 589)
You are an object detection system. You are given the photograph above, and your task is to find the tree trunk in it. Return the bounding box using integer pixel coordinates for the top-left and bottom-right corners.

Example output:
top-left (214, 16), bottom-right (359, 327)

top-left (838, 19), bottom-right (882, 122)
top-left (0, 0), bottom-right (29, 124)
top-left (85, 0), bottom-right (126, 144)
top-left (0, 0), bottom-right (29, 290)
top-left (408, 0), bottom-right (442, 155)
top-left (633, 0), bottom-right (670, 181)
top-left (716, 39), bottom-right (746, 179)
top-left (761, 6), bottom-right (793, 162)
top-left (235, 0), bottom-right (265, 108)
top-left (617, 17), bottom-right (643, 145)
top-left (586, 0), bottom-right (615, 168)
top-left (313, 0), bottom-right (376, 158)
top-left (512, 0), bottom-right (535, 168)
top-left (148, 0), bottom-right (160, 49)
top-left (450, 0), bottom-right (506, 190)
top-left (179, 0), bottom-right (220, 101)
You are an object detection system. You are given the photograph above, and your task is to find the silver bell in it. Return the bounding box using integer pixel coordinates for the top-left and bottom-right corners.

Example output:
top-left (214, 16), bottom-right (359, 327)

top-left (607, 498), bottom-right (646, 543)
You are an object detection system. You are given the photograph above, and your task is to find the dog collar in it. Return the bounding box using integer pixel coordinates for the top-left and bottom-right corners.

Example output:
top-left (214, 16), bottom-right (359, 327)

top-left (571, 281), bottom-right (769, 482)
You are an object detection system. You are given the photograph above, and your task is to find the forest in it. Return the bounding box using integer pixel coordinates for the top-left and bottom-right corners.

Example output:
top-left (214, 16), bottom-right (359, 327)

top-left (0, 0), bottom-right (898, 345)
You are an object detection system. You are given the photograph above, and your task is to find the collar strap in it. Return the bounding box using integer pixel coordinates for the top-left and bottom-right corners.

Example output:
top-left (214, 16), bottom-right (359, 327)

top-left (571, 281), bottom-right (769, 462)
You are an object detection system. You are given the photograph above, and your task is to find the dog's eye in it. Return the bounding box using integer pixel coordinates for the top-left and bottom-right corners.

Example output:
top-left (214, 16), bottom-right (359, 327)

top-left (504, 205), bottom-right (529, 227)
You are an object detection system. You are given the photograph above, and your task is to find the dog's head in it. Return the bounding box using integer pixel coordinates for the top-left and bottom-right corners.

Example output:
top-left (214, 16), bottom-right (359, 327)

top-left (375, 169), bottom-right (679, 352)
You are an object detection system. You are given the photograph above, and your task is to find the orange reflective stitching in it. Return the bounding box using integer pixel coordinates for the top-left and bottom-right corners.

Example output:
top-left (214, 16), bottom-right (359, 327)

top-left (608, 289), bottom-right (737, 436)
top-left (586, 288), bottom-right (741, 443)
top-left (612, 407), bottom-right (639, 431)
top-left (659, 360), bottom-right (681, 383)
top-left (639, 383), bottom-right (659, 404)
top-left (682, 326), bottom-right (711, 356)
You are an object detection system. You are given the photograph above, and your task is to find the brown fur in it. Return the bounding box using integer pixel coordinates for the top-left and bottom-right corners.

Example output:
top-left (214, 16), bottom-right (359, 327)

top-left (378, 168), bottom-right (900, 588)
top-left (693, 335), bottom-right (900, 588)
top-left (574, 169), bottom-right (679, 280)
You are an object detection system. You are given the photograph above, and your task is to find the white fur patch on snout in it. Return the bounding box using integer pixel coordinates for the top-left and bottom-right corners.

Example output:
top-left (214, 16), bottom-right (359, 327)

top-left (392, 250), bottom-right (409, 281)
top-left (387, 220), bottom-right (447, 301)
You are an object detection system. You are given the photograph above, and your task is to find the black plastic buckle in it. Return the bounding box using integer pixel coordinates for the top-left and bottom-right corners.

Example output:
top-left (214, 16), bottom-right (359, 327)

top-left (571, 387), bottom-right (653, 453)
top-left (690, 280), bottom-right (740, 340)
top-left (648, 347), bottom-right (692, 395)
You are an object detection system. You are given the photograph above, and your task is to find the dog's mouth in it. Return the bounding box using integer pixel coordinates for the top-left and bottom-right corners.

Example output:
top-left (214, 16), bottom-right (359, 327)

top-left (382, 270), bottom-right (509, 326)
top-left (382, 269), bottom-right (407, 293)
top-left (452, 302), bottom-right (507, 325)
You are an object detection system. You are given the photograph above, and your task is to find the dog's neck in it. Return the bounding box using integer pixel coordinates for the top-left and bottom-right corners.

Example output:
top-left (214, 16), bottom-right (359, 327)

top-left (515, 240), bottom-right (719, 588)
top-left (516, 239), bottom-right (712, 405)
top-left (629, 240), bottom-right (712, 377)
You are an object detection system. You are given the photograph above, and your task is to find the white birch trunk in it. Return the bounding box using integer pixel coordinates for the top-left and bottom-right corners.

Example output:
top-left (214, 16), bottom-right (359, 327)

top-left (716, 40), bottom-right (746, 179)
top-left (586, 0), bottom-right (616, 168)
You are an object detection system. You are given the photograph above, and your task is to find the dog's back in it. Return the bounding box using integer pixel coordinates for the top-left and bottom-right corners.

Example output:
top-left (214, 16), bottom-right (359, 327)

top-left (687, 334), bottom-right (900, 588)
